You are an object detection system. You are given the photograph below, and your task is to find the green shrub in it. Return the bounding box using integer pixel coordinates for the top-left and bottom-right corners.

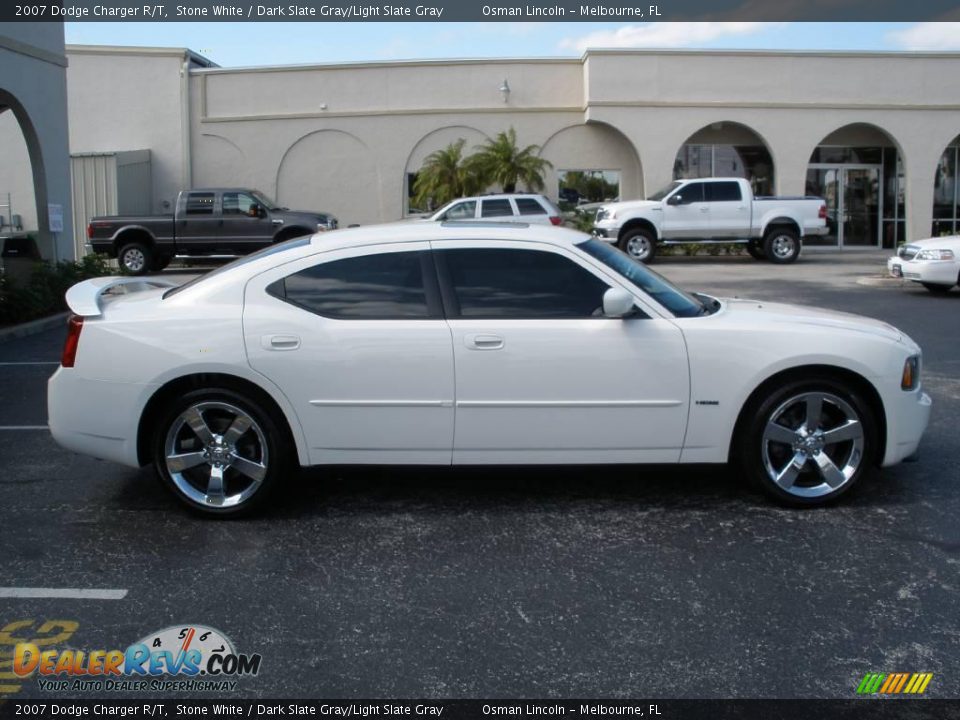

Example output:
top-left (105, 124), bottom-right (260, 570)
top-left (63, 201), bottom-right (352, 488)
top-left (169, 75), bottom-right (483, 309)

top-left (0, 254), bottom-right (114, 327)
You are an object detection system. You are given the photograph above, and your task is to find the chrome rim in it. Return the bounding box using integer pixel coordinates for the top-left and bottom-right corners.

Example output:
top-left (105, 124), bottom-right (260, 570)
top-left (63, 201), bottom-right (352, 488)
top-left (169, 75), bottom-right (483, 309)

top-left (770, 234), bottom-right (796, 260)
top-left (122, 248), bottom-right (145, 272)
top-left (626, 235), bottom-right (651, 261)
top-left (163, 401), bottom-right (268, 508)
top-left (761, 391), bottom-right (864, 498)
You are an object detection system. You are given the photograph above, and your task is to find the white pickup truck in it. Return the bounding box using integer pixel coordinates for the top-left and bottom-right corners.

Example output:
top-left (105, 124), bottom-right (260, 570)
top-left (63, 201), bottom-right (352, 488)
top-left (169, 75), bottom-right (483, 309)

top-left (591, 177), bottom-right (829, 264)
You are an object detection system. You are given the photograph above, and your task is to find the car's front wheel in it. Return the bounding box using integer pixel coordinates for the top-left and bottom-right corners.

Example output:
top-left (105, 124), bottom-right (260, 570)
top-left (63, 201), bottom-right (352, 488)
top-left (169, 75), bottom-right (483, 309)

top-left (618, 228), bottom-right (657, 263)
top-left (738, 377), bottom-right (878, 506)
top-left (153, 388), bottom-right (288, 517)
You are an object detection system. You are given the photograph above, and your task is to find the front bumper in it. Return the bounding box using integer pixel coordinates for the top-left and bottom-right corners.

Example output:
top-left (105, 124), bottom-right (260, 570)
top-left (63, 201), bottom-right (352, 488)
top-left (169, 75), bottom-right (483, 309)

top-left (591, 219), bottom-right (620, 242)
top-left (881, 386), bottom-right (932, 467)
top-left (887, 255), bottom-right (960, 285)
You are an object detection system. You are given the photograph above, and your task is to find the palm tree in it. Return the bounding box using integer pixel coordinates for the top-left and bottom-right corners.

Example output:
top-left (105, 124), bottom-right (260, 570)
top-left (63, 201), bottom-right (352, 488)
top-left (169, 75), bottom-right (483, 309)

top-left (412, 139), bottom-right (481, 210)
top-left (470, 128), bottom-right (552, 193)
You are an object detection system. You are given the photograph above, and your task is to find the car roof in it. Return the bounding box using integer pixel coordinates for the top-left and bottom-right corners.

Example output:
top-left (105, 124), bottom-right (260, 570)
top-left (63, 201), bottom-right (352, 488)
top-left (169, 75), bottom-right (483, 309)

top-left (309, 220), bottom-right (587, 252)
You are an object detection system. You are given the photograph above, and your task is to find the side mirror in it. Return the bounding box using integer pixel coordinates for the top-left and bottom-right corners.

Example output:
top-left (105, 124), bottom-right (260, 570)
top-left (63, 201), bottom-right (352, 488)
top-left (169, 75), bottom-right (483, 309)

top-left (256, 204), bottom-right (268, 218)
top-left (603, 287), bottom-right (636, 318)
top-left (666, 194), bottom-right (682, 206)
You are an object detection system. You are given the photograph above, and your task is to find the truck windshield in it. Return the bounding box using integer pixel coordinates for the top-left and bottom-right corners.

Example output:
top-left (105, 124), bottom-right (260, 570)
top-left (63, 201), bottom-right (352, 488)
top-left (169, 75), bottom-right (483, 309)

top-left (251, 190), bottom-right (280, 210)
top-left (647, 182), bottom-right (683, 201)
top-left (577, 238), bottom-right (705, 318)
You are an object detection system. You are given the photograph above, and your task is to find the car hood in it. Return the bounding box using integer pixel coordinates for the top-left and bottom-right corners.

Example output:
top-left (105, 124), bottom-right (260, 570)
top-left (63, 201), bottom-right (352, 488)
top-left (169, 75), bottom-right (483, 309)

top-left (603, 199), bottom-right (660, 214)
top-left (278, 210), bottom-right (335, 224)
top-left (902, 235), bottom-right (960, 251)
top-left (719, 297), bottom-right (903, 343)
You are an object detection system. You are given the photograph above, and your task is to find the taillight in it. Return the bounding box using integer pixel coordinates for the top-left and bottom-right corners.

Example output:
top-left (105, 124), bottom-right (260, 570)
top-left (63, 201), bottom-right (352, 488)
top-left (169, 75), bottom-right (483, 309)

top-left (61, 315), bottom-right (84, 368)
top-left (549, 216), bottom-right (563, 226)
top-left (818, 204), bottom-right (828, 220)
top-left (86, 223), bottom-right (93, 239)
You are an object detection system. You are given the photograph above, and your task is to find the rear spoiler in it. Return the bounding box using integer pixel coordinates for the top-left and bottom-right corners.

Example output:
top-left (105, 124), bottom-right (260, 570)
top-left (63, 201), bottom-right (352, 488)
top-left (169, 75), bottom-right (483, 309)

top-left (65, 276), bottom-right (178, 318)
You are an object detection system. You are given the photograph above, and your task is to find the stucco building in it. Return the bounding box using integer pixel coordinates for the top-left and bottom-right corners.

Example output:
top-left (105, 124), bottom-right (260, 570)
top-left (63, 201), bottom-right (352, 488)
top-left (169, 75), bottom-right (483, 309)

top-left (4, 43), bottom-right (960, 259)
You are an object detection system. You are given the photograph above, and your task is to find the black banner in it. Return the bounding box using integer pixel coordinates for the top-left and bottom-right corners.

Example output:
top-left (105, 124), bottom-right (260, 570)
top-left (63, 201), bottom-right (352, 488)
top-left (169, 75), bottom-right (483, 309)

top-left (4, 0), bottom-right (960, 22)
top-left (1, 700), bottom-right (959, 720)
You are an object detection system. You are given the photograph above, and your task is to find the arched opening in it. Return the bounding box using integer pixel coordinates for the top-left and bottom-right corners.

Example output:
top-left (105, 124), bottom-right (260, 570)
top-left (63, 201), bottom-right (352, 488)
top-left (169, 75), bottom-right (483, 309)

top-left (673, 122), bottom-right (774, 196)
top-left (933, 136), bottom-right (960, 237)
top-left (539, 122), bottom-right (642, 208)
top-left (0, 89), bottom-right (48, 259)
top-left (403, 125), bottom-right (489, 215)
top-left (805, 124), bottom-right (904, 249)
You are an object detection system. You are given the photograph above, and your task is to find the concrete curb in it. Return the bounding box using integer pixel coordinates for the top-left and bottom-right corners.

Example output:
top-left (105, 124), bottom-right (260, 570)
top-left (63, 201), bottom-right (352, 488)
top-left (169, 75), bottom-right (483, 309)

top-left (0, 311), bottom-right (68, 343)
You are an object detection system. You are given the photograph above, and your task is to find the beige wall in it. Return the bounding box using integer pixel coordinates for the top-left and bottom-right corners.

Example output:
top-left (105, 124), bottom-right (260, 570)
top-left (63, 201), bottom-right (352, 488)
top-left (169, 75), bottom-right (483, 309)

top-left (0, 23), bottom-right (73, 260)
top-left (5, 45), bottom-right (960, 249)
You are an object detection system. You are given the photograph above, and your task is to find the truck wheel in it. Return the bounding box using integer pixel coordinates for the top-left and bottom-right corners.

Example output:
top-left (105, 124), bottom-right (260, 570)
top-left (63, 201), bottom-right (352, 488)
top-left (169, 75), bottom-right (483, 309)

top-left (118, 242), bottom-right (154, 275)
top-left (619, 229), bottom-right (657, 263)
top-left (747, 241), bottom-right (767, 261)
top-left (764, 228), bottom-right (801, 264)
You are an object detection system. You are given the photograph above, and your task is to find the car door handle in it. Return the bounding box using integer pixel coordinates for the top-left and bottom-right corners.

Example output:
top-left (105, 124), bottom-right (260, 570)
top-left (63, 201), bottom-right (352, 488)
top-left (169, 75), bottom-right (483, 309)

top-left (466, 334), bottom-right (504, 350)
top-left (262, 334), bottom-right (301, 351)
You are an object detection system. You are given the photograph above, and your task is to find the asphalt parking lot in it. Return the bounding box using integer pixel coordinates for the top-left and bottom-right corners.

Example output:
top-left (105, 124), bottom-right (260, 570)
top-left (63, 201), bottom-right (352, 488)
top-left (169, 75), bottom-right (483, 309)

top-left (1, 249), bottom-right (958, 700)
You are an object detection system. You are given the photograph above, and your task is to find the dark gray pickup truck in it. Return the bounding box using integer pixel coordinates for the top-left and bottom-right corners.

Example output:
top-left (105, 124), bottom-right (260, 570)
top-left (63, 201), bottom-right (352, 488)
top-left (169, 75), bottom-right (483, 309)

top-left (86, 188), bottom-right (337, 274)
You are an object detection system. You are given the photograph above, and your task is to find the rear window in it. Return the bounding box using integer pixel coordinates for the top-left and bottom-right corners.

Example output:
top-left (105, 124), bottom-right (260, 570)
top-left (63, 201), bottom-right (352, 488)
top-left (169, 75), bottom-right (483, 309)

top-left (515, 198), bottom-right (547, 216)
top-left (706, 182), bottom-right (742, 202)
top-left (481, 199), bottom-right (514, 218)
top-left (184, 192), bottom-right (215, 215)
top-left (163, 237), bottom-right (311, 299)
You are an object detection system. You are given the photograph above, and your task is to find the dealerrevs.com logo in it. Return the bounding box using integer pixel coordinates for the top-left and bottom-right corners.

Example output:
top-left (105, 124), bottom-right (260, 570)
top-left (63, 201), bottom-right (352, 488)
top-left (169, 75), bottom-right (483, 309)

top-left (13, 625), bottom-right (262, 693)
top-left (856, 672), bottom-right (934, 695)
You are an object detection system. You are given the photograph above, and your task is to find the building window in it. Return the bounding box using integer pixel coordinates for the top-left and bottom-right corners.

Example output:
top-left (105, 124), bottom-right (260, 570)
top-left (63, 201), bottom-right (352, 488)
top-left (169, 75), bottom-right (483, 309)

top-left (933, 145), bottom-right (959, 238)
top-left (673, 145), bottom-right (773, 196)
top-left (557, 170), bottom-right (620, 209)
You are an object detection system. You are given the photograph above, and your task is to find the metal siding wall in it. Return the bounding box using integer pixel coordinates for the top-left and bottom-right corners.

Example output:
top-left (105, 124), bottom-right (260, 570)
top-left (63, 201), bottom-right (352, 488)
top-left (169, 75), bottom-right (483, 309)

top-left (116, 150), bottom-right (153, 216)
top-left (70, 154), bottom-right (117, 258)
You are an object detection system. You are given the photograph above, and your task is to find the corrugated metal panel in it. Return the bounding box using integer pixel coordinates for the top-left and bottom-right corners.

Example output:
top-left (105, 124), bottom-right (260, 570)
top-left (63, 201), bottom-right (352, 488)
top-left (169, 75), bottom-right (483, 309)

top-left (70, 151), bottom-right (152, 258)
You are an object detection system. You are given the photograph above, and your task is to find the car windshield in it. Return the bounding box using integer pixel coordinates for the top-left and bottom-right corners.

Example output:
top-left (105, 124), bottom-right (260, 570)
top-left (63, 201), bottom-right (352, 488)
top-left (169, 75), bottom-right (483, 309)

top-left (251, 190), bottom-right (281, 210)
top-left (647, 181), bottom-right (683, 201)
top-left (577, 238), bottom-right (706, 318)
top-left (163, 237), bottom-right (311, 299)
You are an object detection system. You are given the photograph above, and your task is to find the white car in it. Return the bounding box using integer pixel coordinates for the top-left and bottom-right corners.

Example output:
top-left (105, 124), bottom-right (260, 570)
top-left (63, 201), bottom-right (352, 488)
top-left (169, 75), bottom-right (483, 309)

top-left (888, 236), bottom-right (960, 293)
top-left (427, 194), bottom-right (563, 226)
top-left (49, 223), bottom-right (931, 517)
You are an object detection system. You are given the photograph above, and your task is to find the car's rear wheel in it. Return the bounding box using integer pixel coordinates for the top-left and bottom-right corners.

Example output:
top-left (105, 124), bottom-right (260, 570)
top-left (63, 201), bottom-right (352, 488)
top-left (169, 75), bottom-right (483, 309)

top-left (921, 282), bottom-right (953, 294)
top-left (738, 377), bottom-right (878, 506)
top-left (118, 242), bottom-right (153, 275)
top-left (764, 228), bottom-right (801, 264)
top-left (153, 388), bottom-right (288, 517)
top-left (618, 228), bottom-right (657, 263)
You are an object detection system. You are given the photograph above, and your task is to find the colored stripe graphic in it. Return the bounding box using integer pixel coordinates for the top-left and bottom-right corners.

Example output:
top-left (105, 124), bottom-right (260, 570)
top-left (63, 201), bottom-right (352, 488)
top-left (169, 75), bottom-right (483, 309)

top-left (857, 672), bottom-right (933, 694)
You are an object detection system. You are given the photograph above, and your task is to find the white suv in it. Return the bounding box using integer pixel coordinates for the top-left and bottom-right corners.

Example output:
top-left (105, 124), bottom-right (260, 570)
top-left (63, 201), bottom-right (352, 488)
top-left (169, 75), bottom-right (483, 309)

top-left (427, 194), bottom-right (563, 226)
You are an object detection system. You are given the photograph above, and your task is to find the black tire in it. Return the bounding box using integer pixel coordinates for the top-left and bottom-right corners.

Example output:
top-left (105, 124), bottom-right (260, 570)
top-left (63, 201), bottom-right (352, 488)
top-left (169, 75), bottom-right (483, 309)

top-left (618, 228), bottom-right (657, 263)
top-left (746, 241), bottom-right (766, 261)
top-left (763, 228), bottom-right (801, 264)
top-left (152, 387), bottom-right (290, 518)
top-left (736, 376), bottom-right (879, 507)
top-left (151, 253), bottom-right (172, 272)
top-left (921, 282), bottom-right (953, 294)
top-left (117, 242), bottom-right (154, 275)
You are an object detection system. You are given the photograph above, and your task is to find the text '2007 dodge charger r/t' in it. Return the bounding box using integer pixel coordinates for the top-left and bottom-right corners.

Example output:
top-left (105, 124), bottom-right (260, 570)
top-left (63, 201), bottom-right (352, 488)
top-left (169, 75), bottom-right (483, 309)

top-left (49, 223), bottom-right (931, 517)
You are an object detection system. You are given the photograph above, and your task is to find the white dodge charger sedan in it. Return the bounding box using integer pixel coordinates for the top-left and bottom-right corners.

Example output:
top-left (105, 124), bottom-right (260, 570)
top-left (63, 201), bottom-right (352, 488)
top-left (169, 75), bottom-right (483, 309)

top-left (888, 235), bottom-right (960, 293)
top-left (49, 222), bottom-right (931, 516)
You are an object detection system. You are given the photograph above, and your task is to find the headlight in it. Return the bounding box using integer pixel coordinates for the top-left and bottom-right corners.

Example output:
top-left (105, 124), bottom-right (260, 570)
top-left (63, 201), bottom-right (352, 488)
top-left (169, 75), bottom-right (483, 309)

top-left (901, 355), bottom-right (921, 390)
top-left (596, 208), bottom-right (616, 222)
top-left (916, 248), bottom-right (955, 261)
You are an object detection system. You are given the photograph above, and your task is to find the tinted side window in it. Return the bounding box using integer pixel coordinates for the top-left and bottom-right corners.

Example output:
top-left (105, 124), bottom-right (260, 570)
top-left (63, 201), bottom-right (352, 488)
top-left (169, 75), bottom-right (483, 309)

top-left (272, 251), bottom-right (433, 319)
top-left (222, 192), bottom-right (258, 216)
top-left (442, 248), bottom-right (611, 318)
top-left (676, 183), bottom-right (705, 204)
top-left (706, 182), bottom-right (742, 202)
top-left (515, 198), bottom-right (547, 216)
top-left (480, 199), bottom-right (514, 218)
top-left (441, 200), bottom-right (476, 220)
top-left (185, 192), bottom-right (215, 215)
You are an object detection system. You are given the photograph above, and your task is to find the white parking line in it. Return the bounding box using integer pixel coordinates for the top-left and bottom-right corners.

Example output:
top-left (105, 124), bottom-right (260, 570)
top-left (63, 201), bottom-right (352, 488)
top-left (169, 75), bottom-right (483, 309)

top-left (0, 426), bottom-right (48, 430)
top-left (0, 588), bottom-right (128, 600)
